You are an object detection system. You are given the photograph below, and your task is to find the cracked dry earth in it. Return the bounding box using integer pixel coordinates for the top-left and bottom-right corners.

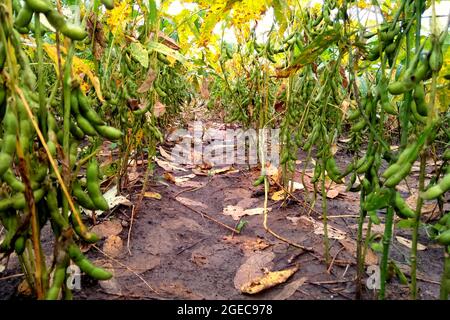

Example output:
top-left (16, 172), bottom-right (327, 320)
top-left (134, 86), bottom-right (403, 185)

top-left (0, 123), bottom-right (447, 300)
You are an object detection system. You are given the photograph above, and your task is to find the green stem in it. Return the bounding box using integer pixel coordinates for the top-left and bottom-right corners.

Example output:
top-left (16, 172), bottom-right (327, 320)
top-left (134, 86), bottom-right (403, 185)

top-left (321, 158), bottom-right (330, 265)
top-left (379, 206), bottom-right (394, 300)
top-left (35, 14), bottom-right (47, 137)
top-left (410, 151), bottom-right (426, 299)
top-left (356, 187), bottom-right (366, 299)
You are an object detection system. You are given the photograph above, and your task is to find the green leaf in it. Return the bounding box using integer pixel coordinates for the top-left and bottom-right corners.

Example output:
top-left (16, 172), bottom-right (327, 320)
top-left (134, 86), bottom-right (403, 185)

top-left (129, 42), bottom-right (149, 68)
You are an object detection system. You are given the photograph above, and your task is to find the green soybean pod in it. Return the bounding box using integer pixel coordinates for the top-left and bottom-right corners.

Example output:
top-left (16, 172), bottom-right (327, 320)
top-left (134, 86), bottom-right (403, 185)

top-left (0, 40), bottom-right (5, 71)
top-left (76, 114), bottom-right (97, 136)
top-left (86, 160), bottom-right (109, 211)
top-left (45, 9), bottom-right (66, 30)
top-left (14, 3), bottom-right (33, 28)
top-left (14, 236), bottom-right (26, 255)
top-left (413, 84), bottom-right (428, 116)
top-left (2, 169), bottom-right (25, 192)
top-left (60, 23), bottom-right (88, 41)
top-left (77, 89), bottom-right (104, 125)
top-left (388, 80), bottom-right (414, 95)
top-left (421, 173), bottom-right (450, 200)
top-left (69, 119), bottom-right (85, 140)
top-left (393, 192), bottom-right (416, 219)
top-left (94, 125), bottom-right (123, 141)
top-left (47, 187), bottom-right (68, 229)
top-left (384, 162), bottom-right (412, 188)
top-left (68, 243), bottom-right (112, 280)
top-left (25, 0), bottom-right (52, 13)
top-left (436, 229), bottom-right (450, 246)
top-left (101, 0), bottom-right (114, 10)
top-left (351, 118), bottom-right (366, 132)
top-left (70, 90), bottom-right (80, 115)
top-left (72, 181), bottom-right (96, 210)
top-left (45, 263), bottom-right (67, 300)
top-left (356, 155), bottom-right (375, 174)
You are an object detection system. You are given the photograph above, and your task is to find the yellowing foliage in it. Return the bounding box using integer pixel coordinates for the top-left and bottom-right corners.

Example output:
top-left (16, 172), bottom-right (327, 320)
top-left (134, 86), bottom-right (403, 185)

top-left (43, 44), bottom-right (104, 102)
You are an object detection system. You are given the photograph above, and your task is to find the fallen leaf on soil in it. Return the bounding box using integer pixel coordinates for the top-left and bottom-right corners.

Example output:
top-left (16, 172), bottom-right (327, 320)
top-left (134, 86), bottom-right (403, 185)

top-left (273, 277), bottom-right (307, 300)
top-left (103, 235), bottom-right (123, 258)
top-left (159, 282), bottom-right (204, 299)
top-left (286, 216), bottom-right (301, 225)
top-left (395, 236), bottom-right (427, 251)
top-left (159, 146), bottom-right (173, 161)
top-left (85, 186), bottom-right (132, 216)
top-left (265, 163), bottom-right (281, 184)
top-left (163, 172), bottom-right (195, 185)
top-left (98, 262), bottom-right (122, 295)
top-left (223, 205), bottom-right (271, 220)
top-left (350, 222), bottom-right (385, 234)
top-left (144, 191), bottom-right (162, 200)
top-left (405, 193), bottom-right (439, 221)
top-left (175, 196), bottom-right (209, 210)
top-left (299, 216), bottom-right (346, 240)
top-left (191, 253), bottom-right (208, 266)
top-left (91, 219), bottom-right (123, 238)
top-left (234, 251), bottom-right (276, 290)
top-left (271, 190), bottom-right (286, 201)
top-left (224, 188), bottom-right (253, 202)
top-left (241, 238), bottom-right (271, 253)
top-left (271, 181), bottom-right (304, 201)
top-left (240, 265), bottom-right (299, 294)
top-left (326, 184), bottom-right (347, 199)
top-left (0, 264), bottom-right (5, 273)
top-left (18, 279), bottom-right (32, 296)
top-left (339, 238), bottom-right (378, 265)
top-left (156, 158), bottom-right (187, 172)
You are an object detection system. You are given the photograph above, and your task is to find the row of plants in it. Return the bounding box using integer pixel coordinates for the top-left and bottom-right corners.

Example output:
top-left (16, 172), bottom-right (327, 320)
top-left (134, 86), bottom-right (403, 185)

top-left (208, 0), bottom-right (449, 299)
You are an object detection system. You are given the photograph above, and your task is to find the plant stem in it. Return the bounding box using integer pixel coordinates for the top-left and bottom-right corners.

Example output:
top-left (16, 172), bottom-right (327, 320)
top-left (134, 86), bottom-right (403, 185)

top-left (411, 152), bottom-right (426, 299)
top-left (35, 15), bottom-right (47, 136)
top-left (379, 206), bottom-right (394, 300)
top-left (321, 158), bottom-right (330, 265)
top-left (355, 187), bottom-right (366, 299)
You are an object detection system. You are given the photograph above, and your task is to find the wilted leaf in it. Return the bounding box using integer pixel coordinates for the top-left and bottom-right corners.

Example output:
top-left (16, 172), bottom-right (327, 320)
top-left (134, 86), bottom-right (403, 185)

top-left (271, 190), bottom-right (286, 201)
top-left (154, 101), bottom-right (166, 117)
top-left (84, 186), bottom-right (132, 216)
top-left (301, 216), bottom-right (347, 240)
top-left (395, 236), bottom-right (427, 251)
top-left (159, 146), bottom-right (173, 161)
top-left (240, 265), bottom-right (299, 294)
top-left (223, 206), bottom-right (269, 221)
top-left (165, 173), bottom-right (196, 186)
top-left (339, 238), bottom-right (378, 265)
top-left (137, 69), bottom-right (156, 93)
top-left (103, 235), bottom-right (123, 258)
top-left (144, 191), bottom-right (162, 200)
top-left (156, 158), bottom-right (187, 172)
top-left (273, 277), bottom-right (307, 300)
top-left (91, 219), bottom-right (123, 238)
top-left (234, 251), bottom-right (275, 290)
top-left (43, 44), bottom-right (104, 101)
top-left (175, 196), bottom-right (208, 210)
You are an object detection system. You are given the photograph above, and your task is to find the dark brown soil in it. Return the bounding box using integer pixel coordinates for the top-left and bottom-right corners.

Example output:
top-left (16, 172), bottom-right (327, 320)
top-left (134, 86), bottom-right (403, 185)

top-left (0, 126), bottom-right (446, 300)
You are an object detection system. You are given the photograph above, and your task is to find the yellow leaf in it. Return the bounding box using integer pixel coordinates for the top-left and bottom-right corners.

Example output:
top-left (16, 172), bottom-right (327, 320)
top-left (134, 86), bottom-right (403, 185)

top-left (144, 192), bottom-right (162, 200)
top-left (43, 44), bottom-right (104, 102)
top-left (240, 265), bottom-right (299, 294)
top-left (271, 190), bottom-right (286, 201)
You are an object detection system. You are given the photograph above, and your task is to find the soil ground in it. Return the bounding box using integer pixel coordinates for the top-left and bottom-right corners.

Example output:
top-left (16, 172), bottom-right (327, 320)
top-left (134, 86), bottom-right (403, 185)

top-left (0, 119), bottom-right (447, 300)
